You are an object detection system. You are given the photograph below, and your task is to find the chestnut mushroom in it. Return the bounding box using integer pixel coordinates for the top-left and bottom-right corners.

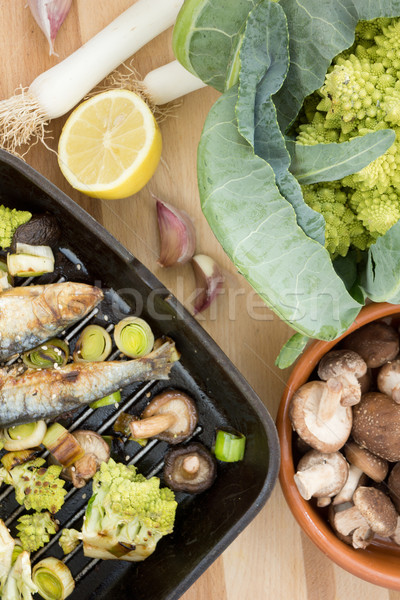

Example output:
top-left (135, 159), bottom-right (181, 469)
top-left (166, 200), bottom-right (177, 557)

top-left (342, 321), bottom-right (399, 368)
top-left (294, 450), bottom-right (348, 503)
top-left (289, 379), bottom-right (352, 453)
top-left (329, 501), bottom-right (364, 546)
top-left (352, 392), bottom-right (400, 461)
top-left (332, 486), bottom-right (397, 549)
top-left (317, 350), bottom-right (367, 407)
top-left (63, 430), bottom-right (110, 488)
top-left (130, 390), bottom-right (198, 444)
top-left (333, 442), bottom-right (388, 505)
top-left (388, 462), bottom-right (400, 512)
top-left (377, 358), bottom-right (400, 403)
top-left (163, 442), bottom-right (217, 493)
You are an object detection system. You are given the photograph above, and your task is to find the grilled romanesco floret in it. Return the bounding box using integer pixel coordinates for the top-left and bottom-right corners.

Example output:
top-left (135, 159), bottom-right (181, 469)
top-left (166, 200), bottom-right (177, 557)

top-left (16, 512), bottom-right (58, 552)
top-left (297, 17), bottom-right (400, 253)
top-left (0, 205), bottom-right (31, 249)
top-left (59, 459), bottom-right (177, 562)
top-left (7, 458), bottom-right (66, 514)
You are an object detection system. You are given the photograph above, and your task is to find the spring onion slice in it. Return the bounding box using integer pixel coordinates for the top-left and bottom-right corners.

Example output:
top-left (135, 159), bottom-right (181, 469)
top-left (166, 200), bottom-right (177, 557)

top-left (42, 423), bottom-right (85, 467)
top-left (22, 338), bottom-right (69, 369)
top-left (114, 316), bottom-right (154, 358)
top-left (32, 557), bottom-right (75, 600)
top-left (214, 430), bottom-right (246, 462)
top-left (1, 421), bottom-right (47, 451)
top-left (73, 324), bottom-right (112, 362)
top-left (89, 390), bottom-right (121, 409)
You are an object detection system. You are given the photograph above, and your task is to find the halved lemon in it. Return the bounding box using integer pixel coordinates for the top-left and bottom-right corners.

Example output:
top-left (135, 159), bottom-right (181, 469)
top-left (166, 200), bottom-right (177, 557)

top-left (58, 89), bottom-right (162, 200)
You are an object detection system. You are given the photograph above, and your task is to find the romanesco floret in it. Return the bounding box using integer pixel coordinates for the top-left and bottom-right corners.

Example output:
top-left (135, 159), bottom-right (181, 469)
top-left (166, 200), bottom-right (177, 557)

top-left (16, 512), bottom-right (58, 552)
top-left (0, 206), bottom-right (31, 250)
top-left (296, 16), bottom-right (400, 256)
top-left (60, 459), bottom-right (177, 562)
top-left (7, 458), bottom-right (66, 514)
top-left (302, 182), bottom-right (370, 257)
top-left (59, 529), bottom-right (82, 555)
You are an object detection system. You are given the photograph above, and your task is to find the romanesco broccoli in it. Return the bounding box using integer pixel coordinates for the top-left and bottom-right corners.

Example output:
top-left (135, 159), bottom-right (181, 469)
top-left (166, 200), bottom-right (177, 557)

top-left (297, 16), bottom-right (400, 253)
top-left (16, 512), bottom-right (58, 552)
top-left (7, 458), bottom-right (66, 514)
top-left (0, 206), bottom-right (31, 250)
top-left (59, 458), bottom-right (177, 562)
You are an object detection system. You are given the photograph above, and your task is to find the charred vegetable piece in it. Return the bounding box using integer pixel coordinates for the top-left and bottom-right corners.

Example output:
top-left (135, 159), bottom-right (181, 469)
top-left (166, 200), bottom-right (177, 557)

top-left (114, 316), bottom-right (154, 358)
top-left (42, 423), bottom-right (85, 467)
top-left (7, 251), bottom-right (54, 277)
top-left (1, 421), bottom-right (47, 451)
top-left (1, 448), bottom-right (41, 471)
top-left (163, 442), bottom-right (217, 493)
top-left (130, 390), bottom-right (198, 444)
top-left (62, 430), bottom-right (110, 488)
top-left (22, 338), bottom-right (69, 369)
top-left (32, 557), bottom-right (74, 600)
top-left (11, 213), bottom-right (60, 250)
top-left (214, 429), bottom-right (246, 462)
top-left (16, 512), bottom-right (58, 552)
top-left (73, 325), bottom-right (112, 362)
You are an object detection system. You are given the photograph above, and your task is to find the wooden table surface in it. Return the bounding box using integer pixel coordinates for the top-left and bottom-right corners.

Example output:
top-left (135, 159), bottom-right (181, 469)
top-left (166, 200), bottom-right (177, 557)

top-left (3, 1), bottom-right (400, 599)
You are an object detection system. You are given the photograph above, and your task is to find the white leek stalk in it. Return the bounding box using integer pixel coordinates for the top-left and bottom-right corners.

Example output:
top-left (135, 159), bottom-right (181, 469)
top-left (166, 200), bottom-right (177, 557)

top-left (142, 60), bottom-right (207, 105)
top-left (0, 0), bottom-right (184, 154)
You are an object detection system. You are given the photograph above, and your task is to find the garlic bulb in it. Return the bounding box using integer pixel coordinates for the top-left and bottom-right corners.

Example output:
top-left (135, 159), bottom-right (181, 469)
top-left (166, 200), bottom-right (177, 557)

top-left (192, 254), bottom-right (224, 314)
top-left (28, 0), bottom-right (73, 55)
top-left (156, 196), bottom-right (196, 267)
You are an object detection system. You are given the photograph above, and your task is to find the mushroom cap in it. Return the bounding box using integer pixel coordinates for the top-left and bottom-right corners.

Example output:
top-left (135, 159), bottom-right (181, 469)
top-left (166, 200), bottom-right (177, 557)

top-left (388, 462), bottom-right (400, 513)
top-left (328, 502), bottom-right (354, 545)
top-left (295, 449), bottom-right (348, 499)
top-left (289, 381), bottom-right (352, 452)
top-left (377, 358), bottom-right (400, 402)
top-left (318, 349), bottom-right (367, 380)
top-left (353, 486), bottom-right (397, 537)
top-left (344, 442), bottom-right (388, 483)
top-left (352, 392), bottom-right (400, 461)
top-left (141, 390), bottom-right (198, 444)
top-left (163, 442), bottom-right (217, 493)
top-left (342, 321), bottom-right (399, 368)
top-left (72, 430), bottom-right (110, 467)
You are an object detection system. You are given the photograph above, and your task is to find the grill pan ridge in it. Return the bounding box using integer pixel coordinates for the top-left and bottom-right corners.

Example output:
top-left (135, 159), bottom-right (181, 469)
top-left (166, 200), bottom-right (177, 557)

top-left (0, 149), bottom-right (280, 600)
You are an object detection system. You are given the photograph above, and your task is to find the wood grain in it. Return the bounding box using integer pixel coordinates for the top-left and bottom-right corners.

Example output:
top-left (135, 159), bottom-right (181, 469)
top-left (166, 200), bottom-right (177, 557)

top-left (1, 1), bottom-right (398, 598)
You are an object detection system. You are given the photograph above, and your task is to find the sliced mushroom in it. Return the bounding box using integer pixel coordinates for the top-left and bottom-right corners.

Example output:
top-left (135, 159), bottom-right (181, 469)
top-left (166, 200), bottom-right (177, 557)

top-left (289, 380), bottom-right (352, 453)
top-left (388, 462), bottom-right (400, 512)
top-left (317, 350), bottom-right (367, 407)
top-left (332, 486), bottom-right (397, 549)
top-left (377, 358), bottom-right (400, 403)
top-left (342, 321), bottom-right (399, 368)
top-left (352, 392), bottom-right (400, 461)
top-left (163, 442), bottom-right (217, 493)
top-left (293, 450), bottom-right (348, 502)
top-left (63, 430), bottom-right (110, 488)
top-left (130, 390), bottom-right (198, 444)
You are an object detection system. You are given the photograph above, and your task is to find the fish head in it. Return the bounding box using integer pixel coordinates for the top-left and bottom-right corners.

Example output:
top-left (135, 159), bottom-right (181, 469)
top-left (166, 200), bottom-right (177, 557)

top-left (54, 283), bottom-right (104, 321)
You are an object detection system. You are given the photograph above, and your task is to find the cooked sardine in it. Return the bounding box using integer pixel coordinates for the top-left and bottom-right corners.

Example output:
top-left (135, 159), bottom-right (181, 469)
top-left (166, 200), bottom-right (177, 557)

top-left (0, 282), bottom-right (103, 361)
top-left (0, 340), bottom-right (177, 427)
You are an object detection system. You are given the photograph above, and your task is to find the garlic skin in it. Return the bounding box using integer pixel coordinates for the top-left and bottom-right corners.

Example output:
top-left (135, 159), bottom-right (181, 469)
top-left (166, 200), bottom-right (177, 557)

top-left (156, 196), bottom-right (196, 267)
top-left (28, 0), bottom-right (73, 56)
top-left (192, 254), bottom-right (224, 315)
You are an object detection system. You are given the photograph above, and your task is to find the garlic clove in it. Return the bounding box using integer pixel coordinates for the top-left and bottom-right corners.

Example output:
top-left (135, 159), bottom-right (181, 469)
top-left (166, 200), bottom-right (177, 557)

top-left (156, 196), bottom-right (196, 267)
top-left (28, 0), bottom-right (73, 56)
top-left (192, 254), bottom-right (224, 315)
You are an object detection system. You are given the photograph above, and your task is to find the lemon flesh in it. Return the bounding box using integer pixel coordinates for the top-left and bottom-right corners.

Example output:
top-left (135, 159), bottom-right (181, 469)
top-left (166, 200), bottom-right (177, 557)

top-left (58, 90), bottom-right (162, 200)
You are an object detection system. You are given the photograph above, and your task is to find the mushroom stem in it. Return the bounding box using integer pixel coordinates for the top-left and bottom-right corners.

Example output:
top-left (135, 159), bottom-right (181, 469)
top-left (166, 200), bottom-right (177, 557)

top-left (294, 463), bottom-right (335, 500)
top-left (317, 379), bottom-right (343, 423)
top-left (182, 455), bottom-right (200, 479)
top-left (332, 465), bottom-right (363, 505)
top-left (352, 525), bottom-right (374, 549)
top-left (130, 413), bottom-right (176, 439)
top-left (333, 505), bottom-right (369, 536)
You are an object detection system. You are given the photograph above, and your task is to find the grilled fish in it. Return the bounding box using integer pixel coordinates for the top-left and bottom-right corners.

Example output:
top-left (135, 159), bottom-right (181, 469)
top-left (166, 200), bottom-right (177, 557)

top-left (0, 339), bottom-right (178, 427)
top-left (0, 282), bottom-right (103, 361)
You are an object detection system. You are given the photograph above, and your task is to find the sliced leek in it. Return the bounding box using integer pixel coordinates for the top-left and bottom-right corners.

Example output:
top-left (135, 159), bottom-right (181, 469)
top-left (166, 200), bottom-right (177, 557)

top-left (89, 390), bottom-right (121, 409)
top-left (73, 324), bottom-right (112, 362)
top-left (42, 423), bottom-right (85, 467)
top-left (7, 253), bottom-right (54, 277)
top-left (1, 448), bottom-right (41, 470)
top-left (114, 316), bottom-right (154, 358)
top-left (214, 429), bottom-right (246, 462)
top-left (32, 557), bottom-right (75, 600)
top-left (1, 421), bottom-right (47, 451)
top-left (22, 338), bottom-right (69, 369)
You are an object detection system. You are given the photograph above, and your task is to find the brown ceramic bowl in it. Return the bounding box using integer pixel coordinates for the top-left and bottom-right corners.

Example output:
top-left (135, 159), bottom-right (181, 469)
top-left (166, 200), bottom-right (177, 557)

top-left (276, 302), bottom-right (400, 590)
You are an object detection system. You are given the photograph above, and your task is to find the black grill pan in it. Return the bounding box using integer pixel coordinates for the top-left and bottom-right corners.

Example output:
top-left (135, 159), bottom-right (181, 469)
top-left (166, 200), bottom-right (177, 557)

top-left (0, 148), bottom-right (280, 600)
